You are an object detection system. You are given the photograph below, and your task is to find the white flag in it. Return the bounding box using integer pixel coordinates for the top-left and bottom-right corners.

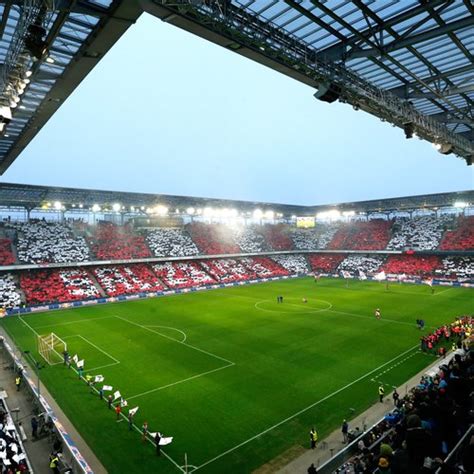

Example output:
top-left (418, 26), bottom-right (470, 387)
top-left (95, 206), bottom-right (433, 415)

top-left (358, 270), bottom-right (367, 280)
top-left (76, 360), bottom-right (84, 368)
top-left (424, 278), bottom-right (433, 287)
top-left (120, 398), bottom-right (128, 407)
top-left (94, 375), bottom-right (104, 383)
top-left (374, 271), bottom-right (386, 281)
top-left (102, 385), bottom-right (113, 391)
top-left (113, 390), bottom-right (121, 401)
top-left (159, 437), bottom-right (173, 446)
top-left (72, 354), bottom-right (78, 364)
top-left (341, 270), bottom-right (351, 279)
top-left (398, 273), bottom-right (407, 281)
top-left (129, 406), bottom-right (139, 417)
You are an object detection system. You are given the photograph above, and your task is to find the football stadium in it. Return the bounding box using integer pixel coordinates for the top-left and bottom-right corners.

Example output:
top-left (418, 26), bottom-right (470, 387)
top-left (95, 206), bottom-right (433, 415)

top-left (0, 2), bottom-right (473, 474)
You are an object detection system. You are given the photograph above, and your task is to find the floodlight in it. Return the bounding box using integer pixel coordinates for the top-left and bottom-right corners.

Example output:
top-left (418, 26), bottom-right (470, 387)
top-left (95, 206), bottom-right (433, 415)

top-left (79, 203), bottom-right (83, 209)
top-left (45, 56), bottom-right (55, 64)
top-left (343, 211), bottom-right (355, 217)
top-left (230, 209), bottom-right (238, 218)
top-left (92, 204), bottom-right (101, 212)
top-left (203, 207), bottom-right (213, 217)
top-left (253, 209), bottom-right (263, 219)
top-left (403, 122), bottom-right (414, 139)
top-left (187, 207), bottom-right (195, 215)
top-left (0, 106), bottom-right (12, 124)
top-left (265, 210), bottom-right (274, 220)
top-left (25, 24), bottom-right (48, 60)
top-left (433, 143), bottom-right (442, 150)
top-left (291, 215), bottom-right (296, 219)
top-left (112, 203), bottom-right (121, 212)
top-left (25, 70), bottom-right (33, 78)
top-left (454, 201), bottom-right (468, 208)
top-left (53, 201), bottom-right (62, 210)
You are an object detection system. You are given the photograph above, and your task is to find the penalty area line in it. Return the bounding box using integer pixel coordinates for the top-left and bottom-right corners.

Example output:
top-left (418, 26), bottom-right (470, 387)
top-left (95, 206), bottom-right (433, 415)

top-left (189, 344), bottom-right (419, 473)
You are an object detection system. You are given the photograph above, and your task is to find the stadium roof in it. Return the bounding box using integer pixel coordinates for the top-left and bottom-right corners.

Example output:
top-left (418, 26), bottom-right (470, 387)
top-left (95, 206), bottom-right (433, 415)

top-left (0, 1), bottom-right (473, 173)
top-left (0, 181), bottom-right (471, 216)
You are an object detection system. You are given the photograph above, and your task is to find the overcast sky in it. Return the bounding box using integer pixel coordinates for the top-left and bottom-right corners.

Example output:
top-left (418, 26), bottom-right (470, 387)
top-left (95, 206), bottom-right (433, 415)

top-left (1, 13), bottom-right (472, 206)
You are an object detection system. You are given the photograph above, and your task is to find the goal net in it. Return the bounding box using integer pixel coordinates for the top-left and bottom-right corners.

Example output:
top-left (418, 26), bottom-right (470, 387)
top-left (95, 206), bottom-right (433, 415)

top-left (38, 333), bottom-right (67, 365)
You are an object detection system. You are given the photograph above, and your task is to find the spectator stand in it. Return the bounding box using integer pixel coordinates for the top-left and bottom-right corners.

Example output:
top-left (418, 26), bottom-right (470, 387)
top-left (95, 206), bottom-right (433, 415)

top-left (0, 273), bottom-right (22, 310)
top-left (0, 336), bottom-right (94, 474)
top-left (145, 227), bottom-right (200, 257)
top-left (0, 397), bottom-right (32, 472)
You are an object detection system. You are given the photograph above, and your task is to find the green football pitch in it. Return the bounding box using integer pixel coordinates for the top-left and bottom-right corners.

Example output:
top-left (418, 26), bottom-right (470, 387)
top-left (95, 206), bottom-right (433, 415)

top-left (1, 278), bottom-right (472, 473)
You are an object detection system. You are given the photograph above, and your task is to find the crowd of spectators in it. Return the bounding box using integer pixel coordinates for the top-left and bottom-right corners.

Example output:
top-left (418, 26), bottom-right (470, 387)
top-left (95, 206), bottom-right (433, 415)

top-left (152, 261), bottom-right (216, 289)
top-left (435, 256), bottom-right (474, 281)
top-left (337, 255), bottom-right (385, 276)
top-left (328, 220), bottom-right (393, 251)
top-left (200, 259), bottom-right (257, 283)
top-left (440, 216), bottom-right (474, 251)
top-left (88, 222), bottom-right (151, 260)
top-left (271, 254), bottom-right (309, 274)
top-left (93, 264), bottom-right (165, 297)
top-left (307, 253), bottom-right (345, 273)
top-left (387, 216), bottom-right (451, 251)
top-left (20, 269), bottom-right (99, 305)
top-left (232, 226), bottom-right (268, 253)
top-left (10, 221), bottom-right (90, 264)
top-left (0, 399), bottom-right (30, 472)
top-left (338, 324), bottom-right (472, 473)
top-left (187, 223), bottom-right (240, 255)
top-left (382, 255), bottom-right (441, 277)
top-left (145, 228), bottom-right (200, 257)
top-left (290, 224), bottom-right (340, 250)
top-left (241, 257), bottom-right (289, 278)
top-left (0, 274), bottom-right (21, 309)
top-left (257, 224), bottom-right (293, 251)
top-left (0, 239), bottom-right (15, 265)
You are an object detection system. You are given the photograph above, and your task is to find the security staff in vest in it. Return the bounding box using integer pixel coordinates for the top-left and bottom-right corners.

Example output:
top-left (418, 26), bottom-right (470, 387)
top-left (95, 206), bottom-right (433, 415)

top-left (49, 452), bottom-right (60, 473)
top-left (378, 384), bottom-right (385, 403)
top-left (310, 427), bottom-right (318, 449)
top-left (15, 375), bottom-right (21, 392)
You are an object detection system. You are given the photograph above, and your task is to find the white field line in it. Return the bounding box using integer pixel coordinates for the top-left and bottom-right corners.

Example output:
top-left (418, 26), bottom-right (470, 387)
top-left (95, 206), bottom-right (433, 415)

top-left (189, 344), bottom-right (419, 473)
top-left (127, 362), bottom-right (234, 401)
top-left (114, 315), bottom-right (235, 365)
top-left (144, 325), bottom-right (187, 343)
top-left (254, 299), bottom-right (333, 314)
top-left (62, 334), bottom-right (120, 372)
top-left (18, 316), bottom-right (40, 336)
top-left (327, 309), bottom-right (436, 329)
top-left (33, 315), bottom-right (115, 330)
top-left (432, 288), bottom-right (454, 296)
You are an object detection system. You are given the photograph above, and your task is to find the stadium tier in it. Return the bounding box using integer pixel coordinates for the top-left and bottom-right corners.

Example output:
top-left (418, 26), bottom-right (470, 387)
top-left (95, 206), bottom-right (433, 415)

top-left (382, 255), bottom-right (442, 277)
top-left (327, 219), bottom-right (393, 250)
top-left (440, 216), bottom-right (474, 251)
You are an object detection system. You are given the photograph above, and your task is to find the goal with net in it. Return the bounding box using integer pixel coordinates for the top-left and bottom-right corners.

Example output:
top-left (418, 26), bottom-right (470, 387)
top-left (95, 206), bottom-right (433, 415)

top-left (38, 333), bottom-right (67, 365)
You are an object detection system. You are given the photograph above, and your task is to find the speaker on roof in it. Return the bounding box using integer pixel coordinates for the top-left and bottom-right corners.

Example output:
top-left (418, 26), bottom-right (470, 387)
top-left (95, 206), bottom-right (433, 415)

top-left (313, 82), bottom-right (341, 103)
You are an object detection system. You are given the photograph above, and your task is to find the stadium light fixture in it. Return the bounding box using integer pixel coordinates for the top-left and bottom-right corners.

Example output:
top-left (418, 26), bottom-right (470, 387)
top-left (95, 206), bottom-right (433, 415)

top-left (45, 56), bottom-right (55, 64)
top-left (230, 209), bottom-right (238, 218)
top-left (112, 203), bottom-right (121, 212)
top-left (25, 70), bottom-right (33, 78)
top-left (92, 204), bottom-right (101, 213)
top-left (291, 215), bottom-right (297, 219)
top-left (253, 209), bottom-right (263, 219)
top-left (433, 143), bottom-right (442, 151)
top-left (79, 204), bottom-right (83, 209)
top-left (203, 207), bottom-right (213, 217)
top-left (53, 201), bottom-right (62, 210)
top-left (187, 207), bottom-right (195, 215)
top-left (343, 211), bottom-right (355, 217)
top-left (454, 201), bottom-right (468, 208)
top-left (157, 205), bottom-right (168, 216)
top-left (265, 210), bottom-right (274, 220)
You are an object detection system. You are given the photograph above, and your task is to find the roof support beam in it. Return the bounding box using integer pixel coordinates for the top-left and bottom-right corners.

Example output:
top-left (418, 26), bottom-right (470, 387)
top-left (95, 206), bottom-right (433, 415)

top-left (347, 16), bottom-right (474, 60)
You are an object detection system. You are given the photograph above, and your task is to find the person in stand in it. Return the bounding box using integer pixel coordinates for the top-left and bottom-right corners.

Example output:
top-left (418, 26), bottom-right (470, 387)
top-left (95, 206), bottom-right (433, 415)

top-left (341, 419), bottom-right (349, 444)
top-left (392, 388), bottom-right (400, 406)
top-left (378, 384), bottom-right (385, 403)
top-left (310, 427), bottom-right (318, 449)
top-left (49, 452), bottom-right (60, 473)
top-left (308, 463), bottom-right (318, 474)
top-left (15, 375), bottom-right (21, 391)
top-left (31, 417), bottom-right (38, 439)
top-left (155, 432), bottom-right (161, 456)
top-left (115, 403), bottom-right (122, 421)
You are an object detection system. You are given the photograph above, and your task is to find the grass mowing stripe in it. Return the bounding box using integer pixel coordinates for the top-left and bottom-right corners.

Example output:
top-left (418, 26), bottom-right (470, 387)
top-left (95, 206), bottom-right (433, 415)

top-left (18, 315), bottom-right (40, 336)
top-left (114, 315), bottom-right (235, 365)
top-left (190, 343), bottom-right (419, 472)
top-left (326, 309), bottom-right (435, 328)
top-left (127, 362), bottom-right (235, 401)
top-left (33, 315), bottom-right (116, 329)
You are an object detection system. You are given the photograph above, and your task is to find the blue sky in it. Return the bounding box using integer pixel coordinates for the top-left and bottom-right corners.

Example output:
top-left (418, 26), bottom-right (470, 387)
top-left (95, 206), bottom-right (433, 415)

top-left (1, 13), bottom-right (472, 206)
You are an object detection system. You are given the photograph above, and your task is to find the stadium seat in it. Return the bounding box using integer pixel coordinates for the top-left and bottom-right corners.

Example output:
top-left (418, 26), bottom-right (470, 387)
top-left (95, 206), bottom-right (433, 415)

top-left (439, 216), bottom-right (474, 250)
top-left (271, 254), bottom-right (309, 274)
top-left (257, 224), bottom-right (293, 251)
top-left (307, 253), bottom-right (345, 273)
top-left (337, 254), bottom-right (385, 275)
top-left (187, 223), bottom-right (240, 255)
top-left (0, 273), bottom-right (21, 309)
top-left (0, 238), bottom-right (15, 265)
top-left (382, 255), bottom-right (441, 277)
top-left (152, 261), bottom-right (216, 288)
top-left (327, 220), bottom-right (392, 250)
top-left (146, 228), bottom-right (200, 257)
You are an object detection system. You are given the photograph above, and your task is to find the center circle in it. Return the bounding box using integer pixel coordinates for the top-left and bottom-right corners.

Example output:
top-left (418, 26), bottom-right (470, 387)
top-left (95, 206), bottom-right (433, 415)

top-left (254, 298), bottom-right (333, 314)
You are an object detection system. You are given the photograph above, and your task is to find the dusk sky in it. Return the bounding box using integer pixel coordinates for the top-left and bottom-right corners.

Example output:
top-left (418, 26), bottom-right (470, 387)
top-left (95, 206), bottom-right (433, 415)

top-left (1, 13), bottom-right (472, 206)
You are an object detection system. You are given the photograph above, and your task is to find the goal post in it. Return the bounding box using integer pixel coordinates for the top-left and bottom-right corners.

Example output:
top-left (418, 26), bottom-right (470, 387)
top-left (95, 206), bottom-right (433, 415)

top-left (38, 333), bottom-right (67, 366)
